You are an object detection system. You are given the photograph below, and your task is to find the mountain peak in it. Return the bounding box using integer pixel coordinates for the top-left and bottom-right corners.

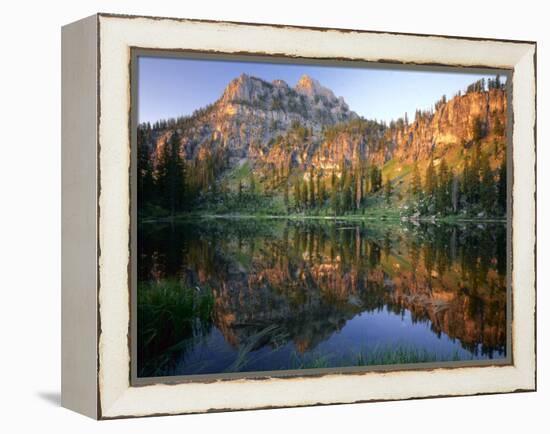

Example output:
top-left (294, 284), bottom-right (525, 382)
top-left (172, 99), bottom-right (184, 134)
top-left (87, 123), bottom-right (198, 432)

top-left (216, 72), bottom-right (356, 129)
top-left (221, 73), bottom-right (263, 103)
top-left (237, 72), bottom-right (251, 82)
top-left (295, 75), bottom-right (337, 102)
top-left (297, 74), bottom-right (318, 86)
top-left (295, 74), bottom-right (321, 94)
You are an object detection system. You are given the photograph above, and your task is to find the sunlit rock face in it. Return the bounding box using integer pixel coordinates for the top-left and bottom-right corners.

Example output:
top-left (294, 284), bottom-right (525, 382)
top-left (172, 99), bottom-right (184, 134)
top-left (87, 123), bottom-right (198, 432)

top-left (141, 71), bottom-right (506, 186)
top-left (390, 89), bottom-right (507, 163)
top-left (144, 74), bottom-right (358, 167)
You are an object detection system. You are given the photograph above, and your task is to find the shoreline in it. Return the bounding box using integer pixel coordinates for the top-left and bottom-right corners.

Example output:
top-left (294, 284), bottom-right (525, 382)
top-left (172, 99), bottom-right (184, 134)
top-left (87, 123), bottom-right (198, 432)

top-left (141, 212), bottom-right (507, 225)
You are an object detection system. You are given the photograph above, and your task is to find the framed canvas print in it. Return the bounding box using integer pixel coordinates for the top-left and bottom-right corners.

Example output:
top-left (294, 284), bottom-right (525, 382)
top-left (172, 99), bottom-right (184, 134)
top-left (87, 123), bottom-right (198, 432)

top-left (61, 13), bottom-right (536, 419)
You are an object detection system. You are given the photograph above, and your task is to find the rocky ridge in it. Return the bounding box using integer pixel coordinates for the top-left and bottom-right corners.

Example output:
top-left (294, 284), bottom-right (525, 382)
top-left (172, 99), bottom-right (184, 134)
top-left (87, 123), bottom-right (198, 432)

top-left (139, 74), bottom-right (507, 187)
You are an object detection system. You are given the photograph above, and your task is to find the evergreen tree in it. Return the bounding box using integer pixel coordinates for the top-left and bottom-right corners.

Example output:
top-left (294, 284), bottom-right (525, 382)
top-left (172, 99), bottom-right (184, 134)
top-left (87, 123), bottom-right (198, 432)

top-left (435, 158), bottom-right (451, 213)
top-left (424, 159), bottom-right (437, 197)
top-left (471, 144), bottom-right (483, 201)
top-left (461, 148), bottom-right (482, 210)
top-left (156, 130), bottom-right (185, 216)
top-left (411, 161), bottom-right (422, 197)
top-left (301, 181), bottom-right (308, 209)
top-left (497, 157), bottom-right (507, 216)
top-left (360, 162), bottom-right (367, 204)
top-left (308, 169), bottom-right (316, 208)
top-left (331, 170), bottom-right (338, 191)
top-left (340, 162), bottom-right (347, 190)
top-left (350, 171), bottom-right (356, 210)
top-left (472, 116), bottom-right (484, 142)
top-left (318, 178), bottom-right (326, 207)
top-left (293, 179), bottom-right (301, 211)
top-left (354, 170), bottom-right (362, 209)
top-left (343, 174), bottom-right (352, 212)
top-left (283, 181), bottom-right (289, 210)
top-left (330, 185), bottom-right (339, 215)
top-left (137, 127), bottom-right (155, 211)
top-left (461, 157), bottom-right (473, 206)
top-left (370, 166), bottom-right (382, 193)
top-left (330, 172), bottom-right (340, 215)
top-left (451, 174), bottom-right (459, 213)
top-left (384, 176), bottom-right (392, 204)
top-left (479, 153), bottom-right (495, 212)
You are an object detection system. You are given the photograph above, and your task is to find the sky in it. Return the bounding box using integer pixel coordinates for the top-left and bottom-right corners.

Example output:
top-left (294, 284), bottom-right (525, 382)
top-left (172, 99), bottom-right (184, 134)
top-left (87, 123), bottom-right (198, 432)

top-left (138, 55), bottom-right (506, 125)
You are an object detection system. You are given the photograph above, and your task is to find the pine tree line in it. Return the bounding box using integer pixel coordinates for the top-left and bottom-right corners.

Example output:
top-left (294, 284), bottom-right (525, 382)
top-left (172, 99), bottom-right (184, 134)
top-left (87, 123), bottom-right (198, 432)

top-left (138, 128), bottom-right (227, 216)
top-left (408, 146), bottom-right (506, 218)
top-left (290, 162), bottom-right (385, 214)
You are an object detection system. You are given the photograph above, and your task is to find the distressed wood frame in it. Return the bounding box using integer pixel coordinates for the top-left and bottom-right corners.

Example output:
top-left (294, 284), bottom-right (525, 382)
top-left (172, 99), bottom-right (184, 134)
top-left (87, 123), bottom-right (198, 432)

top-left (61, 13), bottom-right (536, 419)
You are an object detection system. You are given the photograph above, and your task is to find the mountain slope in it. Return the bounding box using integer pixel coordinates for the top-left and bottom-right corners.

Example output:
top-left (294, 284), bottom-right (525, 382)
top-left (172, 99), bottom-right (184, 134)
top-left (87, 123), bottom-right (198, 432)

top-left (145, 73), bottom-right (357, 168)
top-left (138, 74), bottom-right (507, 218)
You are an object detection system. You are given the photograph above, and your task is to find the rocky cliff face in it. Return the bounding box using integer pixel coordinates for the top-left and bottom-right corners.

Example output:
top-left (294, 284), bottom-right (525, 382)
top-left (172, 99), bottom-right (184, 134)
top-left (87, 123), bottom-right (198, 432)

top-left (310, 88), bottom-right (507, 172)
top-left (390, 89), bottom-right (507, 163)
top-left (140, 75), bottom-right (507, 183)
top-left (148, 73), bottom-right (357, 167)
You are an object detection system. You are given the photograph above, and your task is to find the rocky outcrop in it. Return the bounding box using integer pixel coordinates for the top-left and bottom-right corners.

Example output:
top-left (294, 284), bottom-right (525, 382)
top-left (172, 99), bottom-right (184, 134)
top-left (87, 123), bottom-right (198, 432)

top-left (390, 89), bottom-right (507, 163)
top-left (145, 74), bottom-right (357, 167)
top-left (139, 75), bottom-right (507, 181)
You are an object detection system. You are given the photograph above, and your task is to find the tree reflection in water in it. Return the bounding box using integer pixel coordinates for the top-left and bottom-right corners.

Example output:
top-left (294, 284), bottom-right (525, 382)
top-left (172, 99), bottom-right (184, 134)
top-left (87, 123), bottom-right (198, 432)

top-left (137, 219), bottom-right (507, 377)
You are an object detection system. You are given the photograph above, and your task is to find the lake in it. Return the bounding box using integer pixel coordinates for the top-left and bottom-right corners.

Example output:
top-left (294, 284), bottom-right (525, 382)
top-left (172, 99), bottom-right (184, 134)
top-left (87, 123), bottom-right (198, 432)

top-left (136, 218), bottom-right (507, 378)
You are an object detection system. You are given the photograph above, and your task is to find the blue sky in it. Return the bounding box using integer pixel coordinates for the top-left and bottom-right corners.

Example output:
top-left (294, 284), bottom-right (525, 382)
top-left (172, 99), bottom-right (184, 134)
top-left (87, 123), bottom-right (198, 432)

top-left (138, 56), bottom-right (505, 124)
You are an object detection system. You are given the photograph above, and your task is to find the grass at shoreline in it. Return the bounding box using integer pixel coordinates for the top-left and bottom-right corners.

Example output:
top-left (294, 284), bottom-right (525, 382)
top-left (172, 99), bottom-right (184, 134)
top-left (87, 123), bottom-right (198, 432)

top-left (289, 345), bottom-right (466, 370)
top-left (137, 280), bottom-right (214, 377)
top-left (210, 324), bottom-right (470, 373)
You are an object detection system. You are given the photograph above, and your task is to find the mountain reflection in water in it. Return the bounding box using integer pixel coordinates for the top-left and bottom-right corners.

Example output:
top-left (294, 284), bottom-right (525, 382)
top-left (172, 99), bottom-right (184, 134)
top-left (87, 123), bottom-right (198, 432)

top-left (137, 218), bottom-right (507, 377)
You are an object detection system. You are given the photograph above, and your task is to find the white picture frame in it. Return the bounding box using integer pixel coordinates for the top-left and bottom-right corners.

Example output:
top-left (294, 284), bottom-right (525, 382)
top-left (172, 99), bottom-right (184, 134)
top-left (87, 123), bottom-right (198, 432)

top-left (61, 13), bottom-right (536, 419)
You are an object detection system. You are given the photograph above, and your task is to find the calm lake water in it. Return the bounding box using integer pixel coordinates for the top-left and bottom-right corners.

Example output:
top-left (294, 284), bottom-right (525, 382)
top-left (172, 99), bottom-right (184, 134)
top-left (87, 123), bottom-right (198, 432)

top-left (137, 218), bottom-right (507, 378)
